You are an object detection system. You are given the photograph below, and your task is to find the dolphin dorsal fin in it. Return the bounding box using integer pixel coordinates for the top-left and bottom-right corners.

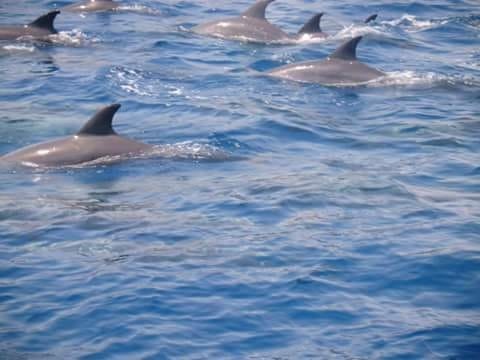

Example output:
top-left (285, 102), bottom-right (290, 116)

top-left (330, 36), bottom-right (363, 61)
top-left (77, 104), bottom-right (121, 136)
top-left (364, 14), bottom-right (378, 24)
top-left (29, 11), bottom-right (60, 33)
top-left (298, 13), bottom-right (324, 34)
top-left (242, 0), bottom-right (275, 19)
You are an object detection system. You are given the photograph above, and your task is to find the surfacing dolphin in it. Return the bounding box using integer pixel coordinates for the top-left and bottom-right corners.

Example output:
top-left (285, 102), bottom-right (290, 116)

top-left (193, 0), bottom-right (288, 43)
top-left (266, 36), bottom-right (385, 85)
top-left (297, 13), bottom-right (328, 39)
top-left (0, 104), bottom-right (152, 167)
top-left (62, 0), bottom-right (120, 13)
top-left (193, 0), bottom-right (326, 43)
top-left (0, 11), bottom-right (60, 41)
top-left (297, 12), bottom-right (379, 40)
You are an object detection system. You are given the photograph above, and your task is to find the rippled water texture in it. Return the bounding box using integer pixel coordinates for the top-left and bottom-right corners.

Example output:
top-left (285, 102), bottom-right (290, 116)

top-left (1, 0), bottom-right (479, 359)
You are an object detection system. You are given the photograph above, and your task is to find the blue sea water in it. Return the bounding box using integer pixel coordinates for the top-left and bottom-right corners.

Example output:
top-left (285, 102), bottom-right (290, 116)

top-left (1, 0), bottom-right (479, 358)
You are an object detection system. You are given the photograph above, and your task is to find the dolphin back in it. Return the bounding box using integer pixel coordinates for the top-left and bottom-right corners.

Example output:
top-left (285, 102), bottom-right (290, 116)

top-left (330, 36), bottom-right (363, 60)
top-left (29, 11), bottom-right (60, 34)
top-left (241, 0), bottom-right (275, 19)
top-left (77, 104), bottom-right (121, 135)
top-left (298, 13), bottom-right (324, 34)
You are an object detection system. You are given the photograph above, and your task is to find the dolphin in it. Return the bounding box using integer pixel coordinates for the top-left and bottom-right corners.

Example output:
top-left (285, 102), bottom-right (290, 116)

top-left (266, 36), bottom-right (385, 85)
top-left (0, 104), bottom-right (152, 167)
top-left (0, 11), bottom-right (60, 41)
top-left (193, 0), bottom-right (329, 43)
top-left (62, 0), bottom-right (120, 13)
top-left (296, 13), bottom-right (328, 39)
top-left (364, 14), bottom-right (378, 24)
top-left (297, 12), bottom-right (379, 40)
top-left (192, 0), bottom-right (289, 43)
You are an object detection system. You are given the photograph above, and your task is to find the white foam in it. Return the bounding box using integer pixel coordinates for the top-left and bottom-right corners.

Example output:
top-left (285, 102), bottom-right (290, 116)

top-left (382, 14), bottom-right (448, 32)
top-left (1, 44), bottom-right (36, 53)
top-left (48, 29), bottom-right (99, 46)
top-left (365, 71), bottom-right (480, 88)
top-left (295, 33), bottom-right (329, 44)
top-left (107, 67), bottom-right (154, 96)
top-left (334, 24), bottom-right (386, 40)
top-left (117, 4), bottom-right (161, 15)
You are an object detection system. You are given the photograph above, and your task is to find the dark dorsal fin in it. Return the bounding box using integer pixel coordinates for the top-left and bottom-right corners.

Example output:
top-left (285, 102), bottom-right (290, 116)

top-left (329, 36), bottom-right (363, 61)
top-left (364, 14), bottom-right (378, 24)
top-left (77, 104), bottom-right (121, 136)
top-left (242, 0), bottom-right (275, 19)
top-left (29, 11), bottom-right (60, 34)
top-left (298, 13), bottom-right (324, 34)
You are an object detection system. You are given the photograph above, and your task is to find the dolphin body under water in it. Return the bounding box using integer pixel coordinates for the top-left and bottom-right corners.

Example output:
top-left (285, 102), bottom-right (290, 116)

top-left (0, 11), bottom-right (60, 41)
top-left (0, 104), bottom-right (152, 167)
top-left (266, 36), bottom-right (385, 85)
top-left (62, 0), bottom-right (120, 13)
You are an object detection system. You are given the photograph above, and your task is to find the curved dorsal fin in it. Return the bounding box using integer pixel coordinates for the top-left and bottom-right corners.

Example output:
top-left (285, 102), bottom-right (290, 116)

top-left (77, 104), bottom-right (121, 136)
top-left (29, 11), bottom-right (60, 34)
top-left (330, 36), bottom-right (363, 61)
top-left (364, 14), bottom-right (378, 24)
top-left (242, 0), bottom-right (275, 19)
top-left (298, 13), bottom-right (324, 34)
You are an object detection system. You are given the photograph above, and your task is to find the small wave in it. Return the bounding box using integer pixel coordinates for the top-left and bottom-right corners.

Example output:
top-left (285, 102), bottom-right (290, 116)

top-left (48, 29), bottom-right (99, 46)
top-left (107, 66), bottom-right (155, 96)
top-left (1, 44), bottom-right (36, 53)
top-left (371, 71), bottom-right (480, 88)
top-left (334, 24), bottom-right (386, 40)
top-left (382, 14), bottom-right (448, 32)
top-left (117, 4), bottom-right (161, 15)
top-left (150, 142), bottom-right (232, 161)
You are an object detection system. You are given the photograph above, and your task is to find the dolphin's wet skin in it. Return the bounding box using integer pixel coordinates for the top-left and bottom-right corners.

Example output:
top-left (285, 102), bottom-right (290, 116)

top-left (0, 104), bottom-right (152, 167)
top-left (0, 11), bottom-right (60, 41)
top-left (266, 36), bottom-right (385, 85)
top-left (1, 1), bottom-right (479, 359)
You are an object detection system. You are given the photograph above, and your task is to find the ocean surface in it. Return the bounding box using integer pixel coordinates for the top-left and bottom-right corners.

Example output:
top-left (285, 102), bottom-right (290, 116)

top-left (1, 0), bottom-right (479, 358)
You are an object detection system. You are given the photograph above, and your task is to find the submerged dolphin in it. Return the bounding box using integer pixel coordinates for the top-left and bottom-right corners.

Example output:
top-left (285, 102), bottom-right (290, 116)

top-left (266, 36), bottom-right (385, 85)
top-left (62, 0), bottom-right (120, 13)
top-left (0, 11), bottom-right (60, 41)
top-left (0, 104), bottom-right (152, 167)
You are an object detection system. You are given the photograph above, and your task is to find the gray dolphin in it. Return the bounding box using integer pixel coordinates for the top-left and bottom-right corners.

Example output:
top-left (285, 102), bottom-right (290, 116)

top-left (62, 0), bottom-right (120, 13)
top-left (193, 0), bottom-right (327, 43)
top-left (297, 12), bottom-right (379, 40)
top-left (296, 13), bottom-right (328, 39)
top-left (0, 11), bottom-right (60, 41)
top-left (192, 0), bottom-right (289, 43)
top-left (266, 36), bottom-right (385, 85)
top-left (364, 14), bottom-right (378, 24)
top-left (0, 104), bottom-right (152, 167)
